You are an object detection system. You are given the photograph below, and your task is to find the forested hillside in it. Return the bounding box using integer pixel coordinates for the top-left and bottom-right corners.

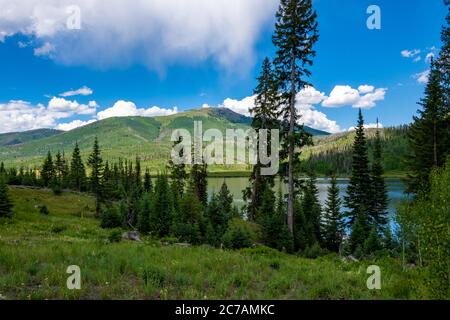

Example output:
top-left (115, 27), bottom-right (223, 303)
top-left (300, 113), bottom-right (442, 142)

top-left (0, 107), bottom-right (328, 173)
top-left (301, 126), bottom-right (410, 176)
top-left (0, 129), bottom-right (62, 147)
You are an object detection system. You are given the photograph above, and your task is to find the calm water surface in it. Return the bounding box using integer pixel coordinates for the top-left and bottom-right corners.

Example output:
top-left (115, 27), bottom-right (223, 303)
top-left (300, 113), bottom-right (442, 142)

top-left (207, 177), bottom-right (406, 219)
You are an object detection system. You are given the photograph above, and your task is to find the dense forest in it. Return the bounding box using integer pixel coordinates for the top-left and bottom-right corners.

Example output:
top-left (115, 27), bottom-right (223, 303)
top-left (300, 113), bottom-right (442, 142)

top-left (301, 126), bottom-right (410, 176)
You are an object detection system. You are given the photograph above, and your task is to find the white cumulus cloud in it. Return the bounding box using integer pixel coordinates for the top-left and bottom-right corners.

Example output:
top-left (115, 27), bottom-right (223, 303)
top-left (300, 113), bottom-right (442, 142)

top-left (33, 42), bottom-right (54, 57)
top-left (0, 0), bottom-right (278, 72)
top-left (56, 119), bottom-right (96, 131)
top-left (0, 100), bottom-right (64, 133)
top-left (97, 100), bottom-right (177, 120)
top-left (221, 96), bottom-right (256, 117)
top-left (401, 49), bottom-right (421, 58)
top-left (322, 85), bottom-right (386, 109)
top-left (47, 97), bottom-right (97, 115)
top-left (218, 87), bottom-right (341, 133)
top-left (413, 70), bottom-right (430, 84)
top-left (0, 97), bottom-right (99, 133)
top-left (358, 85), bottom-right (375, 94)
top-left (59, 86), bottom-right (93, 97)
top-left (348, 123), bottom-right (384, 132)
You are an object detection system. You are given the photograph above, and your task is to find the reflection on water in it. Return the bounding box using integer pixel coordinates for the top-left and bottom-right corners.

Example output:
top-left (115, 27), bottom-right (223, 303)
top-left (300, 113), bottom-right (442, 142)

top-left (207, 177), bottom-right (406, 219)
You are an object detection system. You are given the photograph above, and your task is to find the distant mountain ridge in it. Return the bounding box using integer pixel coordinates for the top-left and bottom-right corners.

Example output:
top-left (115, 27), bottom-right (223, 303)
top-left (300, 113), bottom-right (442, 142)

top-left (0, 107), bottom-right (329, 170)
top-left (0, 129), bottom-right (63, 147)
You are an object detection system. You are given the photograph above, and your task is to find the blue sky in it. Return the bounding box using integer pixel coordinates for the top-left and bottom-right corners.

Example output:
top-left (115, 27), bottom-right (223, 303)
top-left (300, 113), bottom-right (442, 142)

top-left (0, 0), bottom-right (447, 133)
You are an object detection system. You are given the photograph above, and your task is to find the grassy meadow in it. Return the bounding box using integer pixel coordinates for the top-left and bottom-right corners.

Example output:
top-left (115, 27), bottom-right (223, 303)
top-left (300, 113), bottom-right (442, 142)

top-left (0, 187), bottom-right (430, 300)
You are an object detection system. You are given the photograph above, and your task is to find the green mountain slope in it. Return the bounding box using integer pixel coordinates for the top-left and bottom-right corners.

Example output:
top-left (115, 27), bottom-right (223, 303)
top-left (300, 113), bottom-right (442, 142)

top-left (0, 129), bottom-right (63, 147)
top-left (0, 108), bottom-right (407, 175)
top-left (301, 125), bottom-right (410, 176)
top-left (0, 108), bottom-right (409, 176)
top-left (0, 107), bottom-right (330, 172)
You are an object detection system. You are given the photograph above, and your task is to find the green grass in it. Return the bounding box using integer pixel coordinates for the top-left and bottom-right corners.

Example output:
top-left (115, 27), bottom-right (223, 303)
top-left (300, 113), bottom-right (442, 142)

top-left (0, 187), bottom-right (430, 300)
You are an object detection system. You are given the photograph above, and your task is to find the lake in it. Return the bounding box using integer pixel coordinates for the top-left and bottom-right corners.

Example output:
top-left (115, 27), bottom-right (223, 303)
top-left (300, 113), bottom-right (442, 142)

top-left (207, 177), bottom-right (406, 219)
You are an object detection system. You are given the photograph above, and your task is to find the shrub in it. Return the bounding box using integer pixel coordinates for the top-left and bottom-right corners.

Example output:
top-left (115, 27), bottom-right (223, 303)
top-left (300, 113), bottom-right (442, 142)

top-left (51, 225), bottom-right (66, 234)
top-left (222, 218), bottom-right (258, 249)
top-left (302, 242), bottom-right (328, 259)
top-left (171, 222), bottom-right (201, 244)
top-left (101, 205), bottom-right (123, 229)
top-left (142, 266), bottom-right (166, 286)
top-left (399, 162), bottom-right (450, 298)
top-left (108, 229), bottom-right (122, 243)
top-left (160, 237), bottom-right (179, 245)
top-left (39, 205), bottom-right (50, 215)
top-left (51, 183), bottom-right (62, 196)
top-left (171, 188), bottom-right (204, 244)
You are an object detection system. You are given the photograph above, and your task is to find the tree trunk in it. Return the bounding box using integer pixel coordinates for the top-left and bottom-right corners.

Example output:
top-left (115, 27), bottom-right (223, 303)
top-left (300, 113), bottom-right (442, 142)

top-left (287, 51), bottom-right (296, 235)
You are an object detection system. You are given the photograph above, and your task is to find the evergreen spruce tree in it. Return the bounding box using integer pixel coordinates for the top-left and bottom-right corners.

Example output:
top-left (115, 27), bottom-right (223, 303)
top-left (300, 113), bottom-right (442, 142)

top-left (218, 181), bottom-right (233, 217)
top-left (127, 157), bottom-right (143, 227)
top-left (143, 168), bottom-right (153, 193)
top-left (54, 151), bottom-right (69, 189)
top-left (322, 175), bottom-right (344, 252)
top-left (61, 151), bottom-right (70, 188)
top-left (41, 151), bottom-right (55, 187)
top-left (190, 163), bottom-right (208, 206)
top-left (0, 162), bottom-right (5, 176)
top-left (55, 151), bottom-right (63, 181)
top-left (172, 185), bottom-right (204, 244)
top-left (150, 173), bottom-right (173, 238)
top-left (364, 225), bottom-right (382, 255)
top-left (0, 177), bottom-right (13, 218)
top-left (87, 137), bottom-right (104, 218)
top-left (259, 187), bottom-right (293, 252)
top-left (272, 0), bottom-right (319, 236)
top-left (70, 142), bottom-right (86, 192)
top-left (102, 161), bottom-right (116, 201)
top-left (436, 2), bottom-right (450, 106)
top-left (344, 110), bottom-right (372, 252)
top-left (205, 195), bottom-right (222, 246)
top-left (407, 61), bottom-right (448, 194)
top-left (244, 57), bottom-right (279, 221)
top-left (134, 156), bottom-right (142, 192)
top-left (349, 214), bottom-right (368, 257)
top-left (297, 173), bottom-right (322, 249)
top-left (168, 137), bottom-right (188, 199)
top-left (137, 193), bottom-right (152, 234)
top-left (370, 122), bottom-right (389, 231)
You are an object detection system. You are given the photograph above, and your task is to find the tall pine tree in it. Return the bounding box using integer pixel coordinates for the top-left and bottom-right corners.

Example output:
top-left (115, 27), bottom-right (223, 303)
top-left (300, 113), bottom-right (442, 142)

top-left (41, 151), bottom-right (55, 187)
top-left (143, 168), bottom-right (153, 193)
top-left (0, 162), bottom-right (5, 175)
top-left (296, 172), bottom-right (322, 249)
top-left (244, 57), bottom-right (279, 221)
top-left (344, 110), bottom-right (372, 252)
top-left (407, 61), bottom-right (448, 194)
top-left (321, 175), bottom-right (343, 253)
top-left (168, 137), bottom-right (188, 199)
top-left (369, 121), bottom-right (389, 231)
top-left (87, 137), bottom-right (104, 218)
top-left (190, 162), bottom-right (208, 207)
top-left (272, 0), bottom-right (319, 235)
top-left (436, 1), bottom-right (450, 107)
top-left (70, 142), bottom-right (86, 192)
top-left (151, 173), bottom-right (173, 238)
top-left (0, 177), bottom-right (13, 218)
